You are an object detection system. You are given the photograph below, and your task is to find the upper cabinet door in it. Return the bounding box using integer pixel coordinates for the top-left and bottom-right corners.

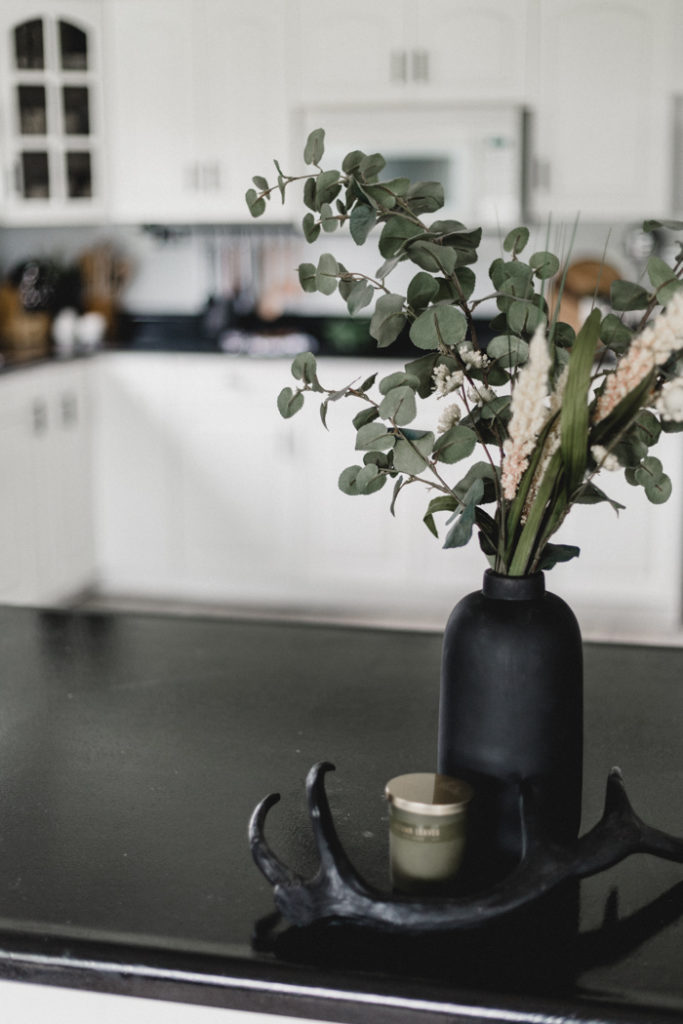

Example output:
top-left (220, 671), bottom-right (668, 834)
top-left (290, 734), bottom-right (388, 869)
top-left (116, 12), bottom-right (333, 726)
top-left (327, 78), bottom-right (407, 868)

top-left (105, 0), bottom-right (289, 224)
top-left (289, 0), bottom-right (531, 105)
top-left (532, 0), bottom-right (673, 222)
top-left (0, 0), bottom-right (104, 224)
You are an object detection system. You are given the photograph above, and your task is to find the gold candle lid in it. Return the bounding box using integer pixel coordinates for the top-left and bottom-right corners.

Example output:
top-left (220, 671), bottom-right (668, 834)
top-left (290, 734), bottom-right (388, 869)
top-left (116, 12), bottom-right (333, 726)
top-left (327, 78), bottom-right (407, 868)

top-left (385, 773), bottom-right (473, 816)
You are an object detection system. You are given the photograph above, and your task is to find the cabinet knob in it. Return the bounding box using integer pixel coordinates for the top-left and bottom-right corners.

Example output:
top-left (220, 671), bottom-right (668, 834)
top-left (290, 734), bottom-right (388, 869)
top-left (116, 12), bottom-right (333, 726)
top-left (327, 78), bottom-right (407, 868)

top-left (61, 392), bottom-right (78, 427)
top-left (412, 49), bottom-right (429, 82)
top-left (390, 49), bottom-right (408, 83)
top-left (32, 398), bottom-right (48, 435)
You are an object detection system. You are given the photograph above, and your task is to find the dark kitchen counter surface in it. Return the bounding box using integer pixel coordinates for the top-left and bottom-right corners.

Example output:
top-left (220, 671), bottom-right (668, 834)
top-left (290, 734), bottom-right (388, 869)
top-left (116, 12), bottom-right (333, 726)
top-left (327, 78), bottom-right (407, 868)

top-left (1, 604), bottom-right (683, 1023)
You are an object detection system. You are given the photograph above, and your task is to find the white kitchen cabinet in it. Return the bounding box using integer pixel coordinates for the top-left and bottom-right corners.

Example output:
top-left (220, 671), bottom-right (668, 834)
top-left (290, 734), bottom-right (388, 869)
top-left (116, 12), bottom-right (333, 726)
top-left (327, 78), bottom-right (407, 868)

top-left (90, 354), bottom-right (300, 603)
top-left (0, 0), bottom-right (105, 224)
top-left (531, 0), bottom-right (674, 222)
top-left (0, 361), bottom-right (95, 604)
top-left (289, 0), bottom-right (531, 106)
top-left (89, 353), bottom-right (683, 640)
top-left (104, 0), bottom-right (289, 223)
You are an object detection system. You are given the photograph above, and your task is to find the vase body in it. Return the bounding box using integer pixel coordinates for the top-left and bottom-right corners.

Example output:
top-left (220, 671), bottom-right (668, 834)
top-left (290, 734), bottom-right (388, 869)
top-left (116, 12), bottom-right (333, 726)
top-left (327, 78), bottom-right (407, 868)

top-left (438, 569), bottom-right (583, 882)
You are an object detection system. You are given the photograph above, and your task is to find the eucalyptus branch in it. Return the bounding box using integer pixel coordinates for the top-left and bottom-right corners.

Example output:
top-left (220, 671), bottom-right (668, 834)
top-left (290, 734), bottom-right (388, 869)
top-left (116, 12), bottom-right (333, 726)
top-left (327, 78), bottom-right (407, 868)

top-left (263, 127), bottom-right (683, 578)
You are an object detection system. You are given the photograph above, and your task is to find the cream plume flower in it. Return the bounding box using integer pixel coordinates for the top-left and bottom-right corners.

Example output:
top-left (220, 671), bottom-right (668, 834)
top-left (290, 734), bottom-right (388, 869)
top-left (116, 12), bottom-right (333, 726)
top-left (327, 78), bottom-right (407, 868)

top-left (501, 324), bottom-right (551, 501)
top-left (594, 289), bottom-right (683, 423)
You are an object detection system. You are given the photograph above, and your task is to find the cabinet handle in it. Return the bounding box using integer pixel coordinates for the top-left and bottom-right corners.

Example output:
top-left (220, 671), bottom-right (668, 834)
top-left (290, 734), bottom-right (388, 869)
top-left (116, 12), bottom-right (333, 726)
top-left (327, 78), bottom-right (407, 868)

top-left (532, 158), bottom-right (551, 192)
top-left (185, 162), bottom-right (200, 192)
top-left (13, 158), bottom-right (22, 197)
top-left (61, 392), bottom-right (78, 428)
top-left (32, 399), bottom-right (48, 435)
top-left (412, 49), bottom-right (429, 82)
top-left (390, 49), bottom-right (407, 83)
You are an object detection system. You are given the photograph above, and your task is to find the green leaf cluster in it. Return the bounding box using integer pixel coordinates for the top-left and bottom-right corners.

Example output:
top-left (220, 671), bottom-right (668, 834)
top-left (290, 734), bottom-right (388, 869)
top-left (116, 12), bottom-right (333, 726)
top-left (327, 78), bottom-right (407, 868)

top-left (255, 130), bottom-right (683, 576)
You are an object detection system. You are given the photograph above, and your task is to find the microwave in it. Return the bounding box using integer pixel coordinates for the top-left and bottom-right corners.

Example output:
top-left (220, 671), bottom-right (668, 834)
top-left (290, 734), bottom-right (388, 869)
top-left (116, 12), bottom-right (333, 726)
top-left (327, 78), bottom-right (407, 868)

top-left (296, 104), bottom-right (528, 231)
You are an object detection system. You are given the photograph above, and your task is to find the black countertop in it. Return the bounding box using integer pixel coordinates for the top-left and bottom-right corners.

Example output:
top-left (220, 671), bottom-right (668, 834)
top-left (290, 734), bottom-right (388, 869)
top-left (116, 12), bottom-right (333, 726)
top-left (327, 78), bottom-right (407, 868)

top-left (0, 605), bottom-right (682, 1022)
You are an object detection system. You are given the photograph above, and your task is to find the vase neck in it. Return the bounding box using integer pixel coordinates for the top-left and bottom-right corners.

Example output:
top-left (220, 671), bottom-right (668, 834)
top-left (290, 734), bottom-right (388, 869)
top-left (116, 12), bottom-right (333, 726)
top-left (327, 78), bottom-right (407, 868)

top-left (482, 570), bottom-right (545, 601)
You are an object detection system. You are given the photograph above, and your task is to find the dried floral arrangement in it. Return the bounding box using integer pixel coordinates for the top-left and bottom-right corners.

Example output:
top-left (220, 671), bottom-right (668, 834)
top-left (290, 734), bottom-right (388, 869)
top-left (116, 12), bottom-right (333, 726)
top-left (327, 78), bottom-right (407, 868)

top-left (247, 129), bottom-right (683, 576)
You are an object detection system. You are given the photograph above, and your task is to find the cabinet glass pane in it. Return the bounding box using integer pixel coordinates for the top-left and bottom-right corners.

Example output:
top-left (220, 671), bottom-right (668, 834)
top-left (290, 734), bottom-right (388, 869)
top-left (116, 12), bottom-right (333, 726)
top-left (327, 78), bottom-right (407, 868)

top-left (14, 20), bottom-right (44, 70)
top-left (62, 87), bottom-right (90, 134)
top-left (18, 86), bottom-right (47, 134)
top-left (59, 21), bottom-right (88, 70)
top-left (21, 152), bottom-right (50, 198)
top-left (65, 152), bottom-right (92, 197)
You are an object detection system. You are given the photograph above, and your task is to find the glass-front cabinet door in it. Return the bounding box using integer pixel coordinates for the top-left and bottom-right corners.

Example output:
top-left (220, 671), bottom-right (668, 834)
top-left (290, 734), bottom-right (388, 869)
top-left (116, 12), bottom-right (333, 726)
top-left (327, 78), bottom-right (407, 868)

top-left (1, 3), bottom-right (103, 222)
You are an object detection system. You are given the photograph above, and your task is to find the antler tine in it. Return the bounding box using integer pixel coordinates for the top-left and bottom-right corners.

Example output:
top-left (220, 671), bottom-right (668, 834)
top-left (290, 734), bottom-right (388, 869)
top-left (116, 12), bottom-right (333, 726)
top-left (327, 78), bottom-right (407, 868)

top-left (575, 768), bottom-right (683, 878)
top-left (248, 792), bottom-right (305, 888)
top-left (305, 761), bottom-right (367, 885)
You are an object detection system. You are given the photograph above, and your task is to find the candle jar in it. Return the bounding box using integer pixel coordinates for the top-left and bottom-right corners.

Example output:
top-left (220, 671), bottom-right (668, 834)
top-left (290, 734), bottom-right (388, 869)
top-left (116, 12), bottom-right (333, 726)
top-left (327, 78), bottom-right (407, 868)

top-left (385, 772), bottom-right (473, 894)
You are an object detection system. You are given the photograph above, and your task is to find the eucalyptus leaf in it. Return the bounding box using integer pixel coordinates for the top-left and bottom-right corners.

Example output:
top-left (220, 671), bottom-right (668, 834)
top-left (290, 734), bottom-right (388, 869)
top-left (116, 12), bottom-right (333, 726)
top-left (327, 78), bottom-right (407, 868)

top-left (315, 170), bottom-right (342, 207)
top-left (405, 180), bottom-right (444, 214)
top-left (315, 253), bottom-right (339, 295)
top-left (632, 409), bottom-right (662, 448)
top-left (379, 217), bottom-right (423, 258)
top-left (529, 251), bottom-right (560, 279)
top-left (369, 293), bottom-right (406, 348)
top-left (647, 255), bottom-right (682, 304)
top-left (407, 271), bottom-right (440, 310)
top-left (443, 480), bottom-right (485, 548)
top-left (342, 150), bottom-right (365, 173)
top-left (409, 304), bottom-right (467, 350)
top-left (634, 456), bottom-right (672, 503)
top-left (480, 395), bottom-right (511, 422)
top-left (453, 461), bottom-right (498, 504)
top-left (536, 543), bottom-right (581, 570)
top-left (352, 407), bottom-right (380, 430)
top-left (487, 334), bottom-right (529, 368)
top-left (507, 300), bottom-right (546, 336)
top-left (407, 241), bottom-right (457, 275)
top-left (433, 424), bottom-right (477, 464)
top-left (298, 262), bottom-right (317, 292)
top-left (245, 188), bottom-right (266, 217)
top-left (320, 203), bottom-right (338, 232)
top-left (355, 422), bottom-right (395, 451)
top-left (277, 387), bottom-right (304, 419)
top-left (374, 256), bottom-right (402, 281)
top-left (303, 176), bottom-right (317, 211)
top-left (503, 226), bottom-right (530, 255)
top-left (355, 462), bottom-right (387, 494)
top-left (349, 204), bottom-right (376, 245)
top-left (252, 175), bottom-right (268, 191)
top-left (359, 153), bottom-right (386, 178)
top-left (378, 385), bottom-right (417, 426)
top-left (452, 266), bottom-right (476, 301)
top-left (379, 371), bottom-right (419, 395)
top-left (338, 466), bottom-right (360, 494)
top-left (346, 280), bottom-right (374, 315)
top-left (610, 280), bottom-right (650, 311)
top-left (291, 351), bottom-right (320, 388)
top-left (574, 482), bottom-right (625, 512)
top-left (302, 212), bottom-right (321, 243)
top-left (423, 494), bottom-right (458, 537)
top-left (600, 313), bottom-right (631, 352)
top-left (304, 127), bottom-right (325, 165)
top-left (390, 476), bottom-right (405, 516)
top-left (404, 352), bottom-right (440, 397)
top-left (392, 432), bottom-right (434, 474)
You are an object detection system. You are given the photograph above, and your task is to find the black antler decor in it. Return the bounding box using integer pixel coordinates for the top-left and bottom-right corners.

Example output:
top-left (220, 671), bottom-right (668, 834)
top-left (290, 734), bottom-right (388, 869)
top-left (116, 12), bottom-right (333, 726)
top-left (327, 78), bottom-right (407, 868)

top-left (248, 761), bottom-right (683, 932)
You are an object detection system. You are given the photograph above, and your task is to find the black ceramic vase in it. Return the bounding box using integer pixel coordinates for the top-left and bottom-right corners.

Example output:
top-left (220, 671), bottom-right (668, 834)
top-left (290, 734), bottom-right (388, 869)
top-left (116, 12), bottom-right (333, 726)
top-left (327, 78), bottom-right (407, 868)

top-left (437, 569), bottom-right (583, 882)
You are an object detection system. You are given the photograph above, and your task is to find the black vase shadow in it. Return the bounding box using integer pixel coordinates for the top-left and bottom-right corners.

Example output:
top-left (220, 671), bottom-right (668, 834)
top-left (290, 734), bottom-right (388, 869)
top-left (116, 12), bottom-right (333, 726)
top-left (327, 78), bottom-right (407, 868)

top-left (253, 880), bottom-right (683, 993)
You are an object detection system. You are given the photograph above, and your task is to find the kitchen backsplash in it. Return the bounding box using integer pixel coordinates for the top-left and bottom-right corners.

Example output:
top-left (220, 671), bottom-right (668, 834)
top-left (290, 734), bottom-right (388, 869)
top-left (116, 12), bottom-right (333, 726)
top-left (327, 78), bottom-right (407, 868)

top-left (0, 218), bottom-right (654, 328)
